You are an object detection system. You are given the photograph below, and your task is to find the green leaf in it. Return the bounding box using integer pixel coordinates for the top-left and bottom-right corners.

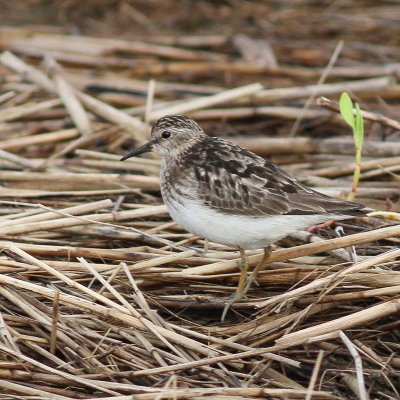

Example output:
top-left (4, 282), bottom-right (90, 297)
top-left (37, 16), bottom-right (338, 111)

top-left (339, 92), bottom-right (355, 129)
top-left (354, 103), bottom-right (364, 148)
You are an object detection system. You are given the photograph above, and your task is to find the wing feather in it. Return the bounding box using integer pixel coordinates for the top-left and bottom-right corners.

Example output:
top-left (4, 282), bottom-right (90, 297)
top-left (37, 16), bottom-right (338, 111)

top-left (190, 137), bottom-right (364, 217)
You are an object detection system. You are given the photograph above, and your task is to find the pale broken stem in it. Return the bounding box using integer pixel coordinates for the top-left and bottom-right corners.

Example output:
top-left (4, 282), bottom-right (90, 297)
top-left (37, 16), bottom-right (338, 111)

top-left (47, 126), bottom-right (118, 161)
top-left (154, 375), bottom-right (178, 400)
top-left (149, 82), bottom-right (263, 120)
top-left (0, 98), bottom-right (61, 123)
top-left (0, 128), bottom-right (80, 151)
top-left (339, 331), bottom-right (369, 400)
top-left (190, 106), bottom-right (329, 120)
top-left (44, 55), bottom-right (92, 136)
top-left (254, 76), bottom-right (393, 103)
top-left (275, 269), bottom-right (400, 348)
top-left (93, 387), bottom-right (335, 399)
top-left (305, 350), bottom-right (324, 400)
top-left (0, 148), bottom-right (39, 169)
top-left (0, 90), bottom-right (15, 104)
top-left (289, 39), bottom-right (343, 137)
top-left (0, 311), bottom-right (20, 353)
top-left (145, 79), bottom-right (156, 124)
top-left (0, 199), bottom-right (112, 228)
top-left (121, 262), bottom-right (160, 326)
top-left (277, 297), bottom-right (400, 348)
top-left (49, 290), bottom-right (60, 355)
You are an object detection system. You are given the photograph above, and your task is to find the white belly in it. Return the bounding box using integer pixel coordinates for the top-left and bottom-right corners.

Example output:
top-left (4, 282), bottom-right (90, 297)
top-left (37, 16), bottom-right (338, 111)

top-left (165, 197), bottom-right (343, 250)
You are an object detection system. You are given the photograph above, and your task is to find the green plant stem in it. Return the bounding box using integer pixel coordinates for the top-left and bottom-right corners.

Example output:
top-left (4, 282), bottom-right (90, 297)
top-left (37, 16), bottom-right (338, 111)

top-left (348, 165), bottom-right (360, 201)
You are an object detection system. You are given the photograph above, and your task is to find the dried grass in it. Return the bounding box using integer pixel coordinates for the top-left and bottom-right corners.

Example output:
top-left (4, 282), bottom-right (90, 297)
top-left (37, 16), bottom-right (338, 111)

top-left (0, 1), bottom-right (399, 399)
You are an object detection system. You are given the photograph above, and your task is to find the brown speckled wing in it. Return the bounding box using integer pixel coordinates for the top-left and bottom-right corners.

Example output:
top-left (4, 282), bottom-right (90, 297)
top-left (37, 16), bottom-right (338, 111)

top-left (187, 137), bottom-right (365, 217)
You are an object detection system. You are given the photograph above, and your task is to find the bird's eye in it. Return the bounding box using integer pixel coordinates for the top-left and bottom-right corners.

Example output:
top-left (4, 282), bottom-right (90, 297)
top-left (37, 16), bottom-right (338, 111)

top-left (161, 131), bottom-right (171, 139)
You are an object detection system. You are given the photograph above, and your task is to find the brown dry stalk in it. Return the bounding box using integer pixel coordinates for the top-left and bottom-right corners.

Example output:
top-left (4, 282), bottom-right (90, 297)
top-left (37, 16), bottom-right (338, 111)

top-left (149, 82), bottom-right (263, 120)
top-left (230, 136), bottom-right (400, 157)
top-left (0, 51), bottom-right (147, 141)
top-left (254, 76), bottom-right (392, 103)
top-left (0, 98), bottom-right (62, 122)
top-left (174, 225), bottom-right (400, 277)
top-left (0, 128), bottom-right (80, 151)
top-left (0, 204), bottom-right (165, 236)
top-left (0, 250), bottom-right (221, 357)
top-left (95, 387), bottom-right (335, 400)
top-left (277, 297), bottom-right (400, 347)
top-left (45, 56), bottom-right (92, 136)
top-left (0, 343), bottom-right (117, 395)
top-left (0, 170), bottom-right (160, 191)
top-left (0, 199), bottom-right (112, 227)
top-left (0, 15), bottom-right (399, 398)
top-left (257, 248), bottom-right (400, 308)
top-left (0, 380), bottom-right (74, 400)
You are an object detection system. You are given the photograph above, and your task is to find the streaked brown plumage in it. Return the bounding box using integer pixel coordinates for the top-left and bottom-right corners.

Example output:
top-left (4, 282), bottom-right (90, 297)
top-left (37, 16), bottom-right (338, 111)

top-left (122, 115), bottom-right (365, 249)
top-left (121, 115), bottom-right (366, 319)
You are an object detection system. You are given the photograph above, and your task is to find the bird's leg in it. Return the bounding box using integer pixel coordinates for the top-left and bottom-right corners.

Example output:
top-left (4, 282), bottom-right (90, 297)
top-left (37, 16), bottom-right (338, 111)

top-left (307, 219), bottom-right (334, 232)
top-left (221, 248), bottom-right (249, 322)
top-left (236, 248), bottom-right (249, 295)
top-left (243, 246), bottom-right (272, 295)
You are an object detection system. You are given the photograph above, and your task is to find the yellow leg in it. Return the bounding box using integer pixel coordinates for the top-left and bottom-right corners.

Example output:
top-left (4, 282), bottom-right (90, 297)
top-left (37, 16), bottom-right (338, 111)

top-left (235, 248), bottom-right (249, 296)
top-left (221, 246), bottom-right (272, 322)
top-left (221, 248), bottom-right (248, 322)
top-left (244, 246), bottom-right (272, 295)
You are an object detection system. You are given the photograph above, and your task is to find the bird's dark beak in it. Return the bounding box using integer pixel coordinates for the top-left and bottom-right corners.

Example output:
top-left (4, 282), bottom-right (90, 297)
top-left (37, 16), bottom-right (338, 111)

top-left (120, 140), bottom-right (154, 161)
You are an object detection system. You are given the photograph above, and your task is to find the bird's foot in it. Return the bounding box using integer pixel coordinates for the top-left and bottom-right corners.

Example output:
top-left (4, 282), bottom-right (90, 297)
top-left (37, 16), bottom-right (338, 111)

top-left (221, 292), bottom-right (244, 322)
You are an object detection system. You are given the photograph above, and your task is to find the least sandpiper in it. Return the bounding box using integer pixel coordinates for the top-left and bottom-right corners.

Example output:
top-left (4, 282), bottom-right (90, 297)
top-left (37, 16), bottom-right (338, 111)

top-left (121, 115), bottom-right (366, 319)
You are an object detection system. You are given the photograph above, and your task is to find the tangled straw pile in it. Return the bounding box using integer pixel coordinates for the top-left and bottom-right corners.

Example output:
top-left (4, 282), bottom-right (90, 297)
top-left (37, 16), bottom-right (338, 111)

top-left (0, 2), bottom-right (400, 398)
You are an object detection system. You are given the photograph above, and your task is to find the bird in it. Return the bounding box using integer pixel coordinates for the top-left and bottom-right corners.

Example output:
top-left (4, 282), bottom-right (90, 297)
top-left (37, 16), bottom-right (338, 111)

top-left (121, 115), bottom-right (366, 320)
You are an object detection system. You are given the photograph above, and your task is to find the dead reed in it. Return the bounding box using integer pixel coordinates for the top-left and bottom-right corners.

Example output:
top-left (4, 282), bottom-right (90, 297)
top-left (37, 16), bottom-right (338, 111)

top-left (0, 2), bottom-right (399, 399)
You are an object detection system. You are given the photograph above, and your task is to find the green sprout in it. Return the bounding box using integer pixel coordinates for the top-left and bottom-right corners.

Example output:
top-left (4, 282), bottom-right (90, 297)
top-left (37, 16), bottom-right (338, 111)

top-left (339, 92), bottom-right (364, 201)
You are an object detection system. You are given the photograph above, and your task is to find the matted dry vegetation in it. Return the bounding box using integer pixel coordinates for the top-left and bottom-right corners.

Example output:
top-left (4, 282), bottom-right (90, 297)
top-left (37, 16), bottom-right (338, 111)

top-left (0, 1), bottom-right (400, 399)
